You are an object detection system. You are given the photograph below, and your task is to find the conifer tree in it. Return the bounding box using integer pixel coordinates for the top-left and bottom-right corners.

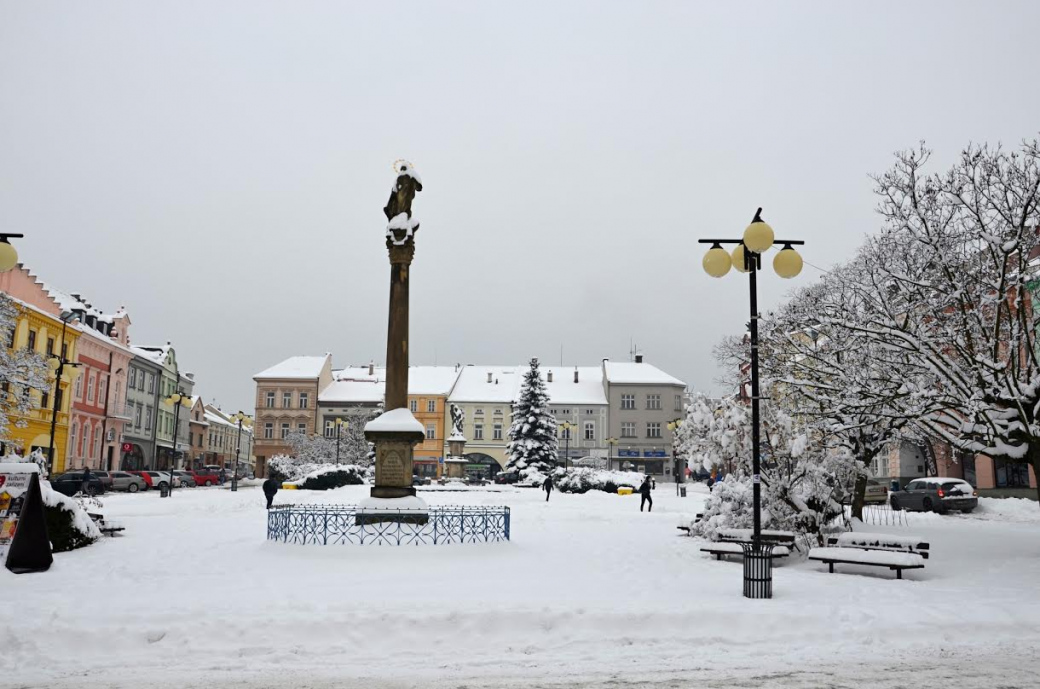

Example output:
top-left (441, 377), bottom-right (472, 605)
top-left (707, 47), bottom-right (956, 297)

top-left (506, 358), bottom-right (558, 473)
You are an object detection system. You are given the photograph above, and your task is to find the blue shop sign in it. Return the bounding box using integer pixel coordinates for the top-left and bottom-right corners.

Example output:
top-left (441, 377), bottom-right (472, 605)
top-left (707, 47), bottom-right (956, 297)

top-left (618, 449), bottom-right (641, 458)
top-left (643, 450), bottom-right (667, 458)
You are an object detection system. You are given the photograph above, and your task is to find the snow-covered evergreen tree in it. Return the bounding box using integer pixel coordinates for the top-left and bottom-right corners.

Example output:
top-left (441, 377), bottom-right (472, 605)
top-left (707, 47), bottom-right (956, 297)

top-left (0, 294), bottom-right (49, 448)
top-left (506, 358), bottom-right (558, 475)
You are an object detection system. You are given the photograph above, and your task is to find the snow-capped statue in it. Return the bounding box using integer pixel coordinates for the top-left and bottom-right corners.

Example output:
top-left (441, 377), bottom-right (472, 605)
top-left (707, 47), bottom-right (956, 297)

top-left (383, 161), bottom-right (422, 221)
top-left (449, 403), bottom-right (465, 439)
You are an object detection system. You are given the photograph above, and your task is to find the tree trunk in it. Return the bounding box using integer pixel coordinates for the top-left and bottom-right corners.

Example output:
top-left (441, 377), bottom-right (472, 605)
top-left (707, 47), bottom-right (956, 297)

top-left (851, 472), bottom-right (868, 521)
top-left (1030, 443), bottom-right (1040, 508)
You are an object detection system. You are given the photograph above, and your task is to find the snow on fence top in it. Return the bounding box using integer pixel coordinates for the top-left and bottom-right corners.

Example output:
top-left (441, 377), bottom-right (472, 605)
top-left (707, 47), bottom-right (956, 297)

top-left (254, 355), bottom-right (330, 380)
top-left (603, 361), bottom-right (686, 386)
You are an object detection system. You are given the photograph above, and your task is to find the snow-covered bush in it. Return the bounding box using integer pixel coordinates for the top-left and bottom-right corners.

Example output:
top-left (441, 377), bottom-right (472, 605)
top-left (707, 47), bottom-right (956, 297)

top-left (40, 480), bottom-right (101, 552)
top-left (297, 465), bottom-right (365, 490)
top-left (551, 467), bottom-right (643, 494)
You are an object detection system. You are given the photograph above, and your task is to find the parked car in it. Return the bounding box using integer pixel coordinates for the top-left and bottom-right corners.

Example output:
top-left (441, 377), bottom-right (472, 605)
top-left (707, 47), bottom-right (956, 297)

top-left (411, 475), bottom-right (432, 486)
top-left (144, 471), bottom-right (173, 490)
top-left (494, 471), bottom-right (520, 485)
top-left (891, 477), bottom-right (978, 514)
top-left (91, 470), bottom-right (115, 491)
top-left (172, 470), bottom-right (197, 487)
top-left (189, 469), bottom-right (221, 486)
top-left (863, 479), bottom-right (889, 504)
top-left (108, 471), bottom-right (147, 493)
top-left (126, 470), bottom-right (154, 489)
top-left (50, 471), bottom-right (106, 497)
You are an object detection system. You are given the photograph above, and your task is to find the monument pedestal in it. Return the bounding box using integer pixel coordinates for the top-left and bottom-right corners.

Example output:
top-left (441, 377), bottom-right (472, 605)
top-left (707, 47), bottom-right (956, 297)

top-left (362, 409), bottom-right (428, 524)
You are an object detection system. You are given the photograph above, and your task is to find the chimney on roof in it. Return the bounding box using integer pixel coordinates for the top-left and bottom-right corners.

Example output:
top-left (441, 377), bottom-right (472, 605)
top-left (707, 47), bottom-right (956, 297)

top-left (574, 368), bottom-right (579, 383)
top-left (487, 372), bottom-right (493, 383)
top-left (547, 370), bottom-right (553, 383)
top-left (635, 353), bottom-right (644, 364)
top-left (369, 360), bottom-right (375, 376)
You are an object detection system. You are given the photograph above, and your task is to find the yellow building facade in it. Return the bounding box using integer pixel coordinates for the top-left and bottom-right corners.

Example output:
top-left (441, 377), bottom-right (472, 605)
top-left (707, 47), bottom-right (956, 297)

top-left (4, 301), bottom-right (79, 474)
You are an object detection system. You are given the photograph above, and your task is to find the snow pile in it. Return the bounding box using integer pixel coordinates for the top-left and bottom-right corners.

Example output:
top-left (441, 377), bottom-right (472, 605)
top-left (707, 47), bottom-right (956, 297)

top-left (365, 408), bottom-right (424, 435)
top-left (973, 497), bottom-right (1040, 523)
top-left (291, 464), bottom-right (366, 491)
top-left (40, 479), bottom-right (102, 550)
top-left (552, 467), bottom-right (644, 494)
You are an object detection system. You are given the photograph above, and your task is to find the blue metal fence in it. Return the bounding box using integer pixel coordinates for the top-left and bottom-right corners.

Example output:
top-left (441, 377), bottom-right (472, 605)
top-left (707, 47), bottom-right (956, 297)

top-left (266, 504), bottom-right (511, 546)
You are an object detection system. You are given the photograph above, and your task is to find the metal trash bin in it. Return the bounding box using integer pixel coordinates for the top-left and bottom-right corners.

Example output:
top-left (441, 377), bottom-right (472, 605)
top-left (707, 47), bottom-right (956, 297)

top-left (742, 543), bottom-right (774, 599)
top-left (680, 486), bottom-right (687, 497)
top-left (159, 484), bottom-right (170, 498)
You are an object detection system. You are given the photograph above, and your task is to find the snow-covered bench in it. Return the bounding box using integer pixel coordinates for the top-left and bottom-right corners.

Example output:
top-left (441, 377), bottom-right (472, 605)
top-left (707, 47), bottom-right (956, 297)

top-left (716, 528), bottom-right (796, 546)
top-left (676, 513), bottom-right (704, 533)
top-left (88, 512), bottom-right (125, 537)
top-left (700, 541), bottom-right (791, 561)
top-left (808, 546), bottom-right (925, 579)
top-left (826, 532), bottom-right (930, 559)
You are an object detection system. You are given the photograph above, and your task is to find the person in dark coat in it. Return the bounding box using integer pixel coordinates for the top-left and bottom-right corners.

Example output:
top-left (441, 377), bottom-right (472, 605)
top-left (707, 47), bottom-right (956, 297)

top-left (219, 468), bottom-right (227, 485)
top-left (81, 466), bottom-right (93, 496)
top-left (543, 475), bottom-right (553, 502)
top-left (262, 475), bottom-right (280, 509)
top-left (639, 476), bottom-right (653, 512)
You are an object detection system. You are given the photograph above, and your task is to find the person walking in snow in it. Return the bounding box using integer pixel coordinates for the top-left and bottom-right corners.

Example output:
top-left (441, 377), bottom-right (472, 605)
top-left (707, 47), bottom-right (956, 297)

top-left (81, 466), bottom-right (93, 496)
top-left (639, 476), bottom-right (653, 512)
top-left (543, 475), bottom-right (553, 502)
top-left (263, 475), bottom-right (280, 509)
top-left (219, 468), bottom-right (227, 485)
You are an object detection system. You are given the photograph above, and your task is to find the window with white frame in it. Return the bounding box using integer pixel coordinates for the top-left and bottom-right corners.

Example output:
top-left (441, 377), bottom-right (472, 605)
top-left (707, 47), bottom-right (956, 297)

top-left (493, 424), bottom-right (503, 440)
top-left (283, 392), bottom-right (292, 408)
top-left (264, 423), bottom-right (273, 439)
top-left (69, 422), bottom-right (78, 457)
top-left (297, 423), bottom-right (306, 434)
top-left (128, 367), bottom-right (137, 388)
top-left (134, 403), bottom-right (141, 428)
top-left (475, 408), bottom-right (484, 416)
top-left (146, 373), bottom-right (154, 393)
top-left (144, 406), bottom-right (153, 430)
top-left (647, 394), bottom-right (661, 410)
top-left (281, 423), bottom-right (290, 439)
top-left (410, 399), bottom-right (418, 412)
top-left (99, 378), bottom-right (107, 405)
top-left (621, 394), bottom-right (635, 410)
top-left (494, 408), bottom-right (502, 416)
top-left (426, 424), bottom-right (436, 440)
top-left (299, 393), bottom-right (309, 409)
top-left (266, 391), bottom-right (275, 408)
top-left (647, 422), bottom-right (662, 438)
top-left (584, 422), bottom-right (595, 440)
top-left (585, 409), bottom-right (594, 416)
top-left (561, 426), bottom-right (571, 440)
top-left (324, 420), bottom-right (334, 437)
top-left (427, 399), bottom-right (436, 413)
top-left (80, 422), bottom-right (89, 456)
top-left (87, 375), bottom-right (95, 403)
top-left (74, 376), bottom-right (82, 400)
top-left (675, 395), bottom-right (683, 411)
top-left (474, 424), bottom-right (484, 440)
top-left (621, 422), bottom-right (636, 438)
top-left (93, 424), bottom-right (102, 457)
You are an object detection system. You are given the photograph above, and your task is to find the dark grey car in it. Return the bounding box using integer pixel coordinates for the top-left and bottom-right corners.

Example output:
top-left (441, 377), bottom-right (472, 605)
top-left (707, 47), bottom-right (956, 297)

top-left (891, 478), bottom-right (978, 514)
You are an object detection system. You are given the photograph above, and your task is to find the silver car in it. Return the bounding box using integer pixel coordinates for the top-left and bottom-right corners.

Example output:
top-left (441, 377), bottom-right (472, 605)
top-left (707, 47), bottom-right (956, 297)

top-left (891, 477), bottom-right (978, 514)
top-left (109, 471), bottom-right (147, 493)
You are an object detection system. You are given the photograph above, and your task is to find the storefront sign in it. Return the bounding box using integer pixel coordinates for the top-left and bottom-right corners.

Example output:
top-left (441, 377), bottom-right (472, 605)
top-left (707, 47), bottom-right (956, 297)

top-left (643, 450), bottom-right (667, 458)
top-left (0, 465), bottom-right (52, 574)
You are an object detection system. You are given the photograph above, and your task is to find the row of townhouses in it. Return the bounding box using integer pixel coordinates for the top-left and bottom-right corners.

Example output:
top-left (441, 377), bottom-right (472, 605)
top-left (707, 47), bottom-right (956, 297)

top-left (0, 265), bottom-right (253, 474)
top-left (251, 354), bottom-right (687, 480)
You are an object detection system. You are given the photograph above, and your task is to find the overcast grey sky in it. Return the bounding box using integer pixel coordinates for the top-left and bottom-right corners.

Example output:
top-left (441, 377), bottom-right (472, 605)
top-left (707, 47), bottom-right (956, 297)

top-left (1, 1), bottom-right (1038, 414)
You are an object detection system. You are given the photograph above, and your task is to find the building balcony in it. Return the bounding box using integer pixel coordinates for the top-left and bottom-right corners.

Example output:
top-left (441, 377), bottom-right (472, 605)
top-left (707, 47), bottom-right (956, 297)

top-left (108, 403), bottom-right (134, 421)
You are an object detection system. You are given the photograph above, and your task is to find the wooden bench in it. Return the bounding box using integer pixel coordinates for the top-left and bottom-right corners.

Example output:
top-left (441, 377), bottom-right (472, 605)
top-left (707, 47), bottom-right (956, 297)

top-left (808, 547), bottom-right (924, 579)
top-left (826, 532), bottom-right (930, 559)
top-left (701, 541), bottom-right (791, 561)
top-left (88, 512), bottom-right (126, 537)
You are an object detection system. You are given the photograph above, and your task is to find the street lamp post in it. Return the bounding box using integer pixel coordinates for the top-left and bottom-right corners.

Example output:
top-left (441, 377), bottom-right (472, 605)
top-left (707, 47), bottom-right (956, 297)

top-left (46, 312), bottom-right (80, 476)
top-left (700, 207), bottom-right (804, 600)
top-left (164, 392), bottom-right (192, 497)
top-left (335, 418), bottom-right (347, 465)
top-left (231, 412), bottom-right (247, 492)
top-left (559, 422), bottom-right (574, 469)
top-left (606, 437), bottom-right (618, 472)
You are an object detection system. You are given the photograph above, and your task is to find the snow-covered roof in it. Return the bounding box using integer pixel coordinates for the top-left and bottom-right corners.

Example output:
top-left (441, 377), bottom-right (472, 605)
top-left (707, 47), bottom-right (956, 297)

top-left (131, 345), bottom-right (171, 364)
top-left (254, 355), bottom-right (330, 380)
top-left (448, 365), bottom-right (522, 403)
top-left (409, 366), bottom-right (463, 395)
top-left (542, 366), bottom-right (606, 406)
top-left (334, 365), bottom-right (385, 382)
top-left (320, 379), bottom-right (386, 404)
top-left (603, 361), bottom-right (685, 387)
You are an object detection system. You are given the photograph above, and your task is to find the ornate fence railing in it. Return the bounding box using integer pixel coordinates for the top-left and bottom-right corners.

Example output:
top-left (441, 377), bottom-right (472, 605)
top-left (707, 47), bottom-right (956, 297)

top-left (267, 504), bottom-right (511, 546)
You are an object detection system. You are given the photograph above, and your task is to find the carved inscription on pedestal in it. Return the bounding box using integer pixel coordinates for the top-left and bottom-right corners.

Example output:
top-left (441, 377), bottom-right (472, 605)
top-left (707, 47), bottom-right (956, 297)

top-left (375, 445), bottom-right (411, 488)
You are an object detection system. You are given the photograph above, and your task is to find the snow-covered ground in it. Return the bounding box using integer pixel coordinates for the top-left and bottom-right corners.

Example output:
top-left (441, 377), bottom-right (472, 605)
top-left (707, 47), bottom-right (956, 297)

top-left (4, 484), bottom-right (1040, 688)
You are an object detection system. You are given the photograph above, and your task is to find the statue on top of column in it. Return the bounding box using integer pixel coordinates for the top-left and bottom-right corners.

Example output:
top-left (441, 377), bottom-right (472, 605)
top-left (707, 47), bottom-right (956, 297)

top-left (383, 160), bottom-right (423, 222)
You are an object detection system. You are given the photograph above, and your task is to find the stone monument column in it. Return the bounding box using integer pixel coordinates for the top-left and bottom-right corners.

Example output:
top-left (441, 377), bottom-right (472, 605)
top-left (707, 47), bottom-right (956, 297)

top-left (364, 162), bottom-right (427, 505)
